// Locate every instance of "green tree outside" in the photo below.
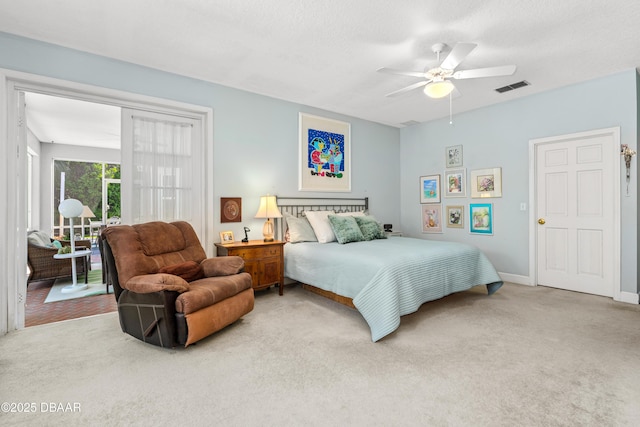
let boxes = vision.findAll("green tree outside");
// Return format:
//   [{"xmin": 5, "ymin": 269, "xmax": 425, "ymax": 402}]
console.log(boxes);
[{"xmin": 53, "ymin": 161, "xmax": 121, "ymax": 236}]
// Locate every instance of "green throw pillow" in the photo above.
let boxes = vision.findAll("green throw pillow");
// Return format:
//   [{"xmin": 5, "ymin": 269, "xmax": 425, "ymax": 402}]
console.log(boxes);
[
  {"xmin": 354, "ymin": 216, "xmax": 387, "ymax": 241},
  {"xmin": 327, "ymin": 215, "xmax": 364, "ymax": 244}
]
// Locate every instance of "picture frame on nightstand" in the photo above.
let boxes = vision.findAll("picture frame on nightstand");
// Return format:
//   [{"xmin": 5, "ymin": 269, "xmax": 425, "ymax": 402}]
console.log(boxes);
[{"xmin": 219, "ymin": 231, "xmax": 234, "ymax": 244}]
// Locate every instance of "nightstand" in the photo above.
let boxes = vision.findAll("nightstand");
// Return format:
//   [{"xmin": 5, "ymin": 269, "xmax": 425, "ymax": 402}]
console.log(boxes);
[
  {"xmin": 215, "ymin": 240, "xmax": 285, "ymax": 295},
  {"xmin": 385, "ymin": 231, "xmax": 403, "ymax": 237}
]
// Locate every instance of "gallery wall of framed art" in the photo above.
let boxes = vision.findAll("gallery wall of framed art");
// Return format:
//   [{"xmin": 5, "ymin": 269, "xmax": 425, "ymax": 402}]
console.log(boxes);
[{"xmin": 418, "ymin": 144, "xmax": 502, "ymax": 236}]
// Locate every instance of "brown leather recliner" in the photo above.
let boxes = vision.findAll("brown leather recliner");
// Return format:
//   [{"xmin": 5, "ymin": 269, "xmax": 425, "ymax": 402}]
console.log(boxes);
[{"xmin": 101, "ymin": 221, "xmax": 254, "ymax": 348}]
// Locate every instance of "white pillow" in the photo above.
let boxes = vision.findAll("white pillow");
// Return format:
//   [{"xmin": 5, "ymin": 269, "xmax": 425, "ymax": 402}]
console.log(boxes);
[
  {"xmin": 334, "ymin": 211, "xmax": 366, "ymax": 217},
  {"xmin": 27, "ymin": 230, "xmax": 53, "ymax": 247},
  {"xmin": 284, "ymin": 213, "xmax": 318, "ymax": 243},
  {"xmin": 304, "ymin": 210, "xmax": 336, "ymax": 243}
]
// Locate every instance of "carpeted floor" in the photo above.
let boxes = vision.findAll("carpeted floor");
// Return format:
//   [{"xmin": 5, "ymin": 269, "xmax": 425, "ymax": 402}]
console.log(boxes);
[{"xmin": 2, "ymin": 283, "xmax": 640, "ymax": 426}]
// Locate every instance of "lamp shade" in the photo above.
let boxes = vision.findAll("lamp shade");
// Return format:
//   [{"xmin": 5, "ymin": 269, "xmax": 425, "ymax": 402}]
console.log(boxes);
[
  {"xmin": 58, "ymin": 198, "xmax": 84, "ymax": 218},
  {"xmin": 81, "ymin": 205, "xmax": 96, "ymax": 218},
  {"xmin": 254, "ymin": 195, "xmax": 282, "ymax": 219},
  {"xmin": 423, "ymin": 80, "xmax": 454, "ymax": 99}
]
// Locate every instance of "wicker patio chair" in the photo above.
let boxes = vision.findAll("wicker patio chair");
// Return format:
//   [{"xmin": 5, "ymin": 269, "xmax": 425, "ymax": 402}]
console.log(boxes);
[{"xmin": 27, "ymin": 233, "xmax": 91, "ymax": 284}]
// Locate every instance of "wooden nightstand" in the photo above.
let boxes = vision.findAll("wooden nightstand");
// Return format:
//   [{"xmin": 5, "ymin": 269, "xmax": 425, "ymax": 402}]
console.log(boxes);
[
  {"xmin": 215, "ymin": 240, "xmax": 285, "ymax": 295},
  {"xmin": 385, "ymin": 231, "xmax": 403, "ymax": 237}
]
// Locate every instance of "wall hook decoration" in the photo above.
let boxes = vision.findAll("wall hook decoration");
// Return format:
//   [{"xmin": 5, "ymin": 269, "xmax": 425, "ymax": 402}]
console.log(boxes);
[{"xmin": 621, "ymin": 144, "xmax": 637, "ymax": 195}]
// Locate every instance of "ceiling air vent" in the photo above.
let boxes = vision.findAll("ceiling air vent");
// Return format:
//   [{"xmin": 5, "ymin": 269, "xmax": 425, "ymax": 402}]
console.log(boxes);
[
  {"xmin": 400, "ymin": 120, "xmax": 421, "ymax": 127},
  {"xmin": 495, "ymin": 80, "xmax": 530, "ymax": 93}
]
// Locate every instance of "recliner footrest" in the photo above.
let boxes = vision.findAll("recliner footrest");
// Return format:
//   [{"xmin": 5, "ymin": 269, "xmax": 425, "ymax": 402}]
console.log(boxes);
[{"xmin": 117, "ymin": 289, "xmax": 179, "ymax": 348}]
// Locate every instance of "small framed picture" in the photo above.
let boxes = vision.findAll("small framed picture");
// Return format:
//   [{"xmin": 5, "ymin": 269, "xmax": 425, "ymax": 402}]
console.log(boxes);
[
  {"xmin": 421, "ymin": 204, "xmax": 442, "ymax": 233},
  {"xmin": 420, "ymin": 174, "xmax": 441, "ymax": 204},
  {"xmin": 444, "ymin": 168, "xmax": 466, "ymax": 197},
  {"xmin": 219, "ymin": 231, "xmax": 235, "ymax": 244},
  {"xmin": 446, "ymin": 145, "xmax": 463, "ymax": 168},
  {"xmin": 469, "ymin": 203, "xmax": 493, "ymax": 235},
  {"xmin": 221, "ymin": 197, "xmax": 242, "ymax": 223},
  {"xmin": 471, "ymin": 167, "xmax": 502, "ymax": 198},
  {"xmin": 446, "ymin": 205, "xmax": 464, "ymax": 228}
]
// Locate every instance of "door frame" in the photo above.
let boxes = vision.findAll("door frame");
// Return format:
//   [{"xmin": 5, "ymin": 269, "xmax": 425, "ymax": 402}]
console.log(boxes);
[
  {"xmin": 103, "ymin": 178, "xmax": 121, "ymax": 223},
  {"xmin": 0, "ymin": 68, "xmax": 214, "ymax": 334},
  {"xmin": 528, "ymin": 127, "xmax": 623, "ymax": 301}
]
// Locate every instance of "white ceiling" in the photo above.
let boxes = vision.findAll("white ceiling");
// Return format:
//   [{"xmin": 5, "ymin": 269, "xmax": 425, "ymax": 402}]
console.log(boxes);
[
  {"xmin": 24, "ymin": 93, "xmax": 121, "ymax": 150},
  {"xmin": 4, "ymin": 0, "xmax": 640, "ymax": 139}
]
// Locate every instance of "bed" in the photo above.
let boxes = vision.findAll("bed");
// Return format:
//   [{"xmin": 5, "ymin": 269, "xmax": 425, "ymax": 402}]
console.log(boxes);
[{"xmin": 276, "ymin": 196, "xmax": 503, "ymax": 342}]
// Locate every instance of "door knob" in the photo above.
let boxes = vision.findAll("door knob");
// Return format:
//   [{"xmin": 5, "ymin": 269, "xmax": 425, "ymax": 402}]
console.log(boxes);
[{"xmin": 538, "ymin": 218, "xmax": 546, "ymax": 225}]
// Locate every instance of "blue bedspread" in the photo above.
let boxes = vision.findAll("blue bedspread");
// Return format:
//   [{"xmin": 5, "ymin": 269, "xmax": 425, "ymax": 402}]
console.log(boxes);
[{"xmin": 284, "ymin": 237, "xmax": 503, "ymax": 341}]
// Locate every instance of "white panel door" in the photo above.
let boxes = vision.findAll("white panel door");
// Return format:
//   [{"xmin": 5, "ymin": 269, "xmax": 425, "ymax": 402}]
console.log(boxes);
[{"xmin": 536, "ymin": 132, "xmax": 615, "ymax": 297}]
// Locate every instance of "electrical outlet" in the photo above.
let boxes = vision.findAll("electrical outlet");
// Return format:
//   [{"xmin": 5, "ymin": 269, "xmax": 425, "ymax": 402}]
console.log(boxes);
[{"xmin": 520, "ymin": 203, "xmax": 527, "ymax": 211}]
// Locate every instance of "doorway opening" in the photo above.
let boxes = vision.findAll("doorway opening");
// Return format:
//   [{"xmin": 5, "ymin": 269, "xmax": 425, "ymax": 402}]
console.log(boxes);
[
  {"xmin": 26, "ymin": 97, "xmax": 122, "ymax": 327},
  {"xmin": 2, "ymin": 71, "xmax": 213, "ymax": 334}
]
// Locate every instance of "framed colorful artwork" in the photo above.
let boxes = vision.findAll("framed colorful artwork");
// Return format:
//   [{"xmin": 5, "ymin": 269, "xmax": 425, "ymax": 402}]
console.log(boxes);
[
  {"xmin": 220, "ymin": 197, "xmax": 242, "ymax": 223},
  {"xmin": 419, "ymin": 174, "xmax": 441, "ymax": 204},
  {"xmin": 422, "ymin": 204, "xmax": 442, "ymax": 233},
  {"xmin": 444, "ymin": 168, "xmax": 466, "ymax": 197},
  {"xmin": 446, "ymin": 205, "xmax": 464, "ymax": 228},
  {"xmin": 219, "ymin": 231, "xmax": 235, "ymax": 244},
  {"xmin": 299, "ymin": 113, "xmax": 351, "ymax": 192},
  {"xmin": 446, "ymin": 145, "xmax": 463, "ymax": 168},
  {"xmin": 470, "ymin": 167, "xmax": 502, "ymax": 198},
  {"xmin": 469, "ymin": 203, "xmax": 493, "ymax": 235}
]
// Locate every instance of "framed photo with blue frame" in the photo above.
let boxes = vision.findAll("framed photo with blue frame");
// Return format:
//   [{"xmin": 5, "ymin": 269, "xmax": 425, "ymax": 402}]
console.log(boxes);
[
  {"xmin": 419, "ymin": 174, "xmax": 441, "ymax": 203},
  {"xmin": 469, "ymin": 203, "xmax": 493, "ymax": 235}
]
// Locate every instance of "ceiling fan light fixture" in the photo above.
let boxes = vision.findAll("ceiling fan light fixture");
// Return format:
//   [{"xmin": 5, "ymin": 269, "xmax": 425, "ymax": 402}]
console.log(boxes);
[{"xmin": 423, "ymin": 80, "xmax": 454, "ymax": 98}]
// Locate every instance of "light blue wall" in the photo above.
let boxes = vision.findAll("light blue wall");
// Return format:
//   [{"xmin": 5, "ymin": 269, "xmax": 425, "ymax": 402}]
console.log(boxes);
[
  {"xmin": 401, "ymin": 70, "xmax": 638, "ymax": 293},
  {"xmin": 0, "ymin": 32, "xmax": 401, "ymax": 241},
  {"xmin": 2, "ymin": 32, "xmax": 636, "ymax": 293}
]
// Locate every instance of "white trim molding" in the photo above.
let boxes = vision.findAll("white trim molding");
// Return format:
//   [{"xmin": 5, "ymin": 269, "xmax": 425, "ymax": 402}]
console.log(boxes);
[
  {"xmin": 618, "ymin": 291, "xmax": 639, "ymax": 305},
  {"xmin": 498, "ymin": 272, "xmax": 531, "ymax": 286}
]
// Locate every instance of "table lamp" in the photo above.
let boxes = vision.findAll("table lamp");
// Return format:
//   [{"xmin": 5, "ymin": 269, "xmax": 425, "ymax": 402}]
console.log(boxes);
[
  {"xmin": 254, "ymin": 195, "xmax": 282, "ymax": 242},
  {"xmin": 80, "ymin": 205, "xmax": 96, "ymax": 238}
]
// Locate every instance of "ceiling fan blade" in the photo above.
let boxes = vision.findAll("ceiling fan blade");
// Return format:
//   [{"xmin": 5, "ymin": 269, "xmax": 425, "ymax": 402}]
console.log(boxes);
[
  {"xmin": 385, "ymin": 80, "xmax": 430, "ymax": 97},
  {"xmin": 377, "ymin": 67, "xmax": 426, "ymax": 78},
  {"xmin": 453, "ymin": 65, "xmax": 517, "ymax": 79},
  {"xmin": 440, "ymin": 43, "xmax": 477, "ymax": 70}
]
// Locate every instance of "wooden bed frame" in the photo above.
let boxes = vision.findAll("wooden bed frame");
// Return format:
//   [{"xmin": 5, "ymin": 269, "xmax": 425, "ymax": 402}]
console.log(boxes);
[{"xmin": 276, "ymin": 196, "xmax": 368, "ymax": 309}]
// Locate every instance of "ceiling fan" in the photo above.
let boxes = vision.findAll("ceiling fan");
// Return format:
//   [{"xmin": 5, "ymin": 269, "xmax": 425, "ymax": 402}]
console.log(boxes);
[{"xmin": 378, "ymin": 42, "xmax": 516, "ymax": 99}]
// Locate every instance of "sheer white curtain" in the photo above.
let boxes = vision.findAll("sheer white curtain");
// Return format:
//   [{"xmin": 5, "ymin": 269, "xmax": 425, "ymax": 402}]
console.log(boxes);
[
  {"xmin": 121, "ymin": 109, "xmax": 202, "ymax": 235},
  {"xmin": 132, "ymin": 117, "xmax": 193, "ymax": 223}
]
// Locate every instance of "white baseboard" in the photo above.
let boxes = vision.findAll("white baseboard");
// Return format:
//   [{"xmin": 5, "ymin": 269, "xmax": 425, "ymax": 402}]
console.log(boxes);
[
  {"xmin": 498, "ymin": 272, "xmax": 530, "ymax": 286},
  {"xmin": 498, "ymin": 272, "xmax": 639, "ymax": 305},
  {"xmin": 616, "ymin": 291, "xmax": 639, "ymax": 304}
]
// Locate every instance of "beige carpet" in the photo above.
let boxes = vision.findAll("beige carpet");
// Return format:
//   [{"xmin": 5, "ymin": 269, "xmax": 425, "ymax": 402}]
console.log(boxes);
[{"xmin": 1, "ymin": 283, "xmax": 639, "ymax": 426}]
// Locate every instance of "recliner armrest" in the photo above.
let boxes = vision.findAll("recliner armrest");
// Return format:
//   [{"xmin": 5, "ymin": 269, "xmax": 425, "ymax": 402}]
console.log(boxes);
[
  {"xmin": 201, "ymin": 256, "xmax": 245, "ymax": 277},
  {"xmin": 125, "ymin": 273, "xmax": 190, "ymax": 294}
]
